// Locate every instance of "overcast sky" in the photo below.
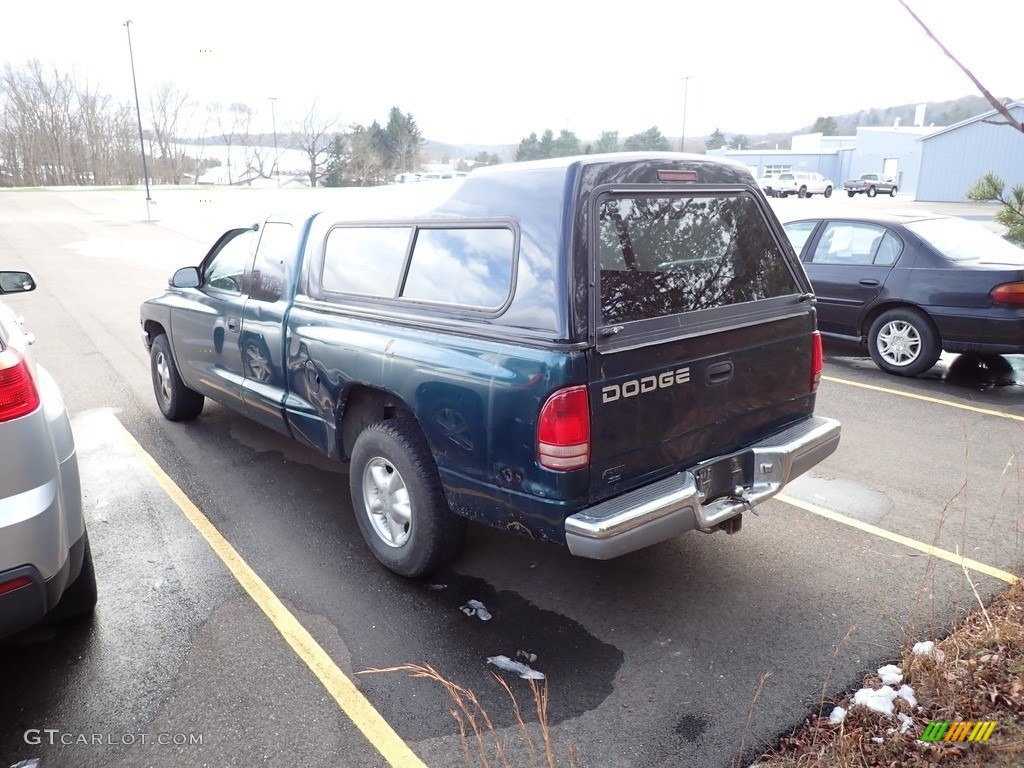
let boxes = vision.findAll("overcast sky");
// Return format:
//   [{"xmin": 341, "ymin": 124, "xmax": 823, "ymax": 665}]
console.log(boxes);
[{"xmin": 2, "ymin": 0, "xmax": 1019, "ymax": 147}]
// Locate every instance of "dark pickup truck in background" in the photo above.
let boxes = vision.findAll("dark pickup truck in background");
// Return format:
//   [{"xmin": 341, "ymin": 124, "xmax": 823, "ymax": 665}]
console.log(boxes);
[{"xmin": 141, "ymin": 154, "xmax": 840, "ymax": 576}]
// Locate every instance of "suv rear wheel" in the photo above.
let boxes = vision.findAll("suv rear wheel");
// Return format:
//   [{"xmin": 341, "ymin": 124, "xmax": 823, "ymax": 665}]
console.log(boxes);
[
  {"xmin": 46, "ymin": 531, "xmax": 97, "ymax": 623},
  {"xmin": 889, "ymin": 186, "xmax": 898, "ymax": 197},
  {"xmin": 868, "ymin": 308, "xmax": 941, "ymax": 377},
  {"xmin": 350, "ymin": 415, "xmax": 465, "ymax": 576}
]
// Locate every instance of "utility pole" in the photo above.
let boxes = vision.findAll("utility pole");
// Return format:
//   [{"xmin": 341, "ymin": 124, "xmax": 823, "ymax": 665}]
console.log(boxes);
[
  {"xmin": 124, "ymin": 20, "xmax": 152, "ymax": 221},
  {"xmin": 680, "ymin": 75, "xmax": 692, "ymax": 153},
  {"xmin": 268, "ymin": 97, "xmax": 279, "ymax": 183}
]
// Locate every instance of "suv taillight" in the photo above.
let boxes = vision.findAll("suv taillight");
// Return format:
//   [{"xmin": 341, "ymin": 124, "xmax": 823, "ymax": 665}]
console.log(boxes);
[
  {"xmin": 537, "ymin": 385, "xmax": 590, "ymax": 470},
  {"xmin": 811, "ymin": 331, "xmax": 823, "ymax": 393},
  {"xmin": 0, "ymin": 348, "xmax": 40, "ymax": 422}
]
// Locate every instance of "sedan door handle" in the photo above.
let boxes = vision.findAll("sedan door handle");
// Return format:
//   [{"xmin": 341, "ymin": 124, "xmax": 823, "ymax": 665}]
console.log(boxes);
[
  {"xmin": 227, "ymin": 317, "xmax": 240, "ymax": 333},
  {"xmin": 858, "ymin": 278, "xmax": 880, "ymax": 287}
]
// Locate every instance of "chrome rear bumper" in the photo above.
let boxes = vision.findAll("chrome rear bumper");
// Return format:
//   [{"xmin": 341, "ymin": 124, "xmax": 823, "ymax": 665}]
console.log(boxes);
[{"xmin": 564, "ymin": 415, "xmax": 841, "ymax": 559}]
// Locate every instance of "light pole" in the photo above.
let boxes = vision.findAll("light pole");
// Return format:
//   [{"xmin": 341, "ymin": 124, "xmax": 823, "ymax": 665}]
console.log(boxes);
[
  {"xmin": 124, "ymin": 20, "xmax": 152, "ymax": 220},
  {"xmin": 268, "ymin": 97, "xmax": 279, "ymax": 183},
  {"xmin": 680, "ymin": 75, "xmax": 692, "ymax": 153}
]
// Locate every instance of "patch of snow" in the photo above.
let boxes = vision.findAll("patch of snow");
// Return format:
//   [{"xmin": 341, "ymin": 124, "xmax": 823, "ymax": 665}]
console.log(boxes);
[
  {"xmin": 425, "ymin": 583, "xmax": 447, "ymax": 591},
  {"xmin": 460, "ymin": 599, "xmax": 491, "ymax": 621},
  {"xmin": 828, "ymin": 706, "xmax": 847, "ymax": 724},
  {"xmin": 877, "ymin": 664, "xmax": 903, "ymax": 685},
  {"xmin": 852, "ymin": 685, "xmax": 898, "ymax": 716},
  {"xmin": 487, "ymin": 655, "xmax": 545, "ymax": 680},
  {"xmin": 897, "ymin": 713, "xmax": 914, "ymax": 734},
  {"xmin": 898, "ymin": 684, "xmax": 917, "ymax": 708},
  {"xmin": 912, "ymin": 641, "xmax": 946, "ymax": 661},
  {"xmin": 517, "ymin": 650, "xmax": 537, "ymax": 663}
]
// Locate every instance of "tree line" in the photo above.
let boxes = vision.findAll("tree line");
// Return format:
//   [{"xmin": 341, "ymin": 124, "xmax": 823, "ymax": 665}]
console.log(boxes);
[
  {"xmin": 514, "ymin": 126, "xmax": 671, "ymax": 160},
  {"xmin": 0, "ymin": 60, "xmax": 429, "ymax": 188}
]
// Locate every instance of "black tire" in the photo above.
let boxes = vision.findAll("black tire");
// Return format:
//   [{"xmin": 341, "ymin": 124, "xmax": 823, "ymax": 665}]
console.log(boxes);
[
  {"xmin": 798, "ymin": 186, "xmax": 808, "ymax": 198},
  {"xmin": 823, "ymin": 186, "xmax": 833, "ymax": 198},
  {"xmin": 349, "ymin": 415, "xmax": 466, "ymax": 577},
  {"xmin": 867, "ymin": 186, "xmax": 877, "ymax": 198},
  {"xmin": 150, "ymin": 334, "xmax": 204, "ymax": 421},
  {"xmin": 847, "ymin": 190, "xmax": 855, "ymax": 198},
  {"xmin": 889, "ymin": 186, "xmax": 898, "ymax": 197},
  {"xmin": 867, "ymin": 308, "xmax": 941, "ymax": 377},
  {"xmin": 47, "ymin": 531, "xmax": 97, "ymax": 623}
]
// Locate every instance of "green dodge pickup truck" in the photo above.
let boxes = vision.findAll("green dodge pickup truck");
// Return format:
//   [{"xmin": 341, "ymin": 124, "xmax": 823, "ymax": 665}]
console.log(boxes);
[{"xmin": 141, "ymin": 153, "xmax": 841, "ymax": 576}]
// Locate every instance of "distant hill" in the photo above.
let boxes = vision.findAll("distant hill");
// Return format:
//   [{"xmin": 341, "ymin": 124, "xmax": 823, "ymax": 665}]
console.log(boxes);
[{"xmin": 796, "ymin": 94, "xmax": 1000, "ymax": 135}]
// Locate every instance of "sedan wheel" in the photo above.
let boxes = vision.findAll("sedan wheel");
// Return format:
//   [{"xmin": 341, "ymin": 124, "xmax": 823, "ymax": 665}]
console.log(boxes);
[{"xmin": 868, "ymin": 308, "xmax": 941, "ymax": 377}]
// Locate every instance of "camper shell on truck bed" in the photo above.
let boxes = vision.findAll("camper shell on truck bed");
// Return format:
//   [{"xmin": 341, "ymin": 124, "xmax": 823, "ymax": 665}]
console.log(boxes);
[{"xmin": 141, "ymin": 153, "xmax": 841, "ymax": 576}]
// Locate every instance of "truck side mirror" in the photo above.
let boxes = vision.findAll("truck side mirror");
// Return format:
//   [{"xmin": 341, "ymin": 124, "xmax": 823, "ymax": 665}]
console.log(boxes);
[
  {"xmin": 0, "ymin": 270, "xmax": 36, "ymax": 294},
  {"xmin": 170, "ymin": 267, "xmax": 201, "ymax": 288}
]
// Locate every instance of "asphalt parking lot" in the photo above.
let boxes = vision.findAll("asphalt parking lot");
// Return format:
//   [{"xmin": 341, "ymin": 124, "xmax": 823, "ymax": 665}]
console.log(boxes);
[{"xmin": 1, "ymin": 186, "xmax": 1020, "ymax": 768}]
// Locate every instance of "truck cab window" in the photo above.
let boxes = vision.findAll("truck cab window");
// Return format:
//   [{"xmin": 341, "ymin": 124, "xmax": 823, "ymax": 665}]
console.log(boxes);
[{"xmin": 203, "ymin": 229, "xmax": 256, "ymax": 294}]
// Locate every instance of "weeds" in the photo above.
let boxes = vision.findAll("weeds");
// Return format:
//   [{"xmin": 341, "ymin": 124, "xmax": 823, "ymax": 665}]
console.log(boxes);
[{"xmin": 359, "ymin": 662, "xmax": 577, "ymax": 768}]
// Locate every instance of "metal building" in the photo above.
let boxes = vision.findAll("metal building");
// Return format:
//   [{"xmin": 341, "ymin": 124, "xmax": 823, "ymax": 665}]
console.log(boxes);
[
  {"xmin": 706, "ymin": 100, "xmax": 1023, "ymax": 202},
  {"xmin": 915, "ymin": 101, "xmax": 1024, "ymax": 202}
]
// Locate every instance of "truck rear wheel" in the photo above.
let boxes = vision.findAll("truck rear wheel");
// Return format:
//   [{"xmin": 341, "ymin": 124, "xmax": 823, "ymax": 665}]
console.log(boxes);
[
  {"xmin": 350, "ymin": 415, "xmax": 465, "ymax": 577},
  {"xmin": 847, "ymin": 190, "xmax": 855, "ymax": 197}
]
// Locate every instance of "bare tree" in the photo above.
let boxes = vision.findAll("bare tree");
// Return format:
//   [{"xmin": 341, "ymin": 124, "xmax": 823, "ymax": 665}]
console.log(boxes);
[
  {"xmin": 291, "ymin": 103, "xmax": 336, "ymax": 187},
  {"xmin": 897, "ymin": 0, "xmax": 1023, "ymax": 133},
  {"xmin": 149, "ymin": 82, "xmax": 197, "ymax": 183},
  {"xmin": 209, "ymin": 101, "xmax": 252, "ymax": 184}
]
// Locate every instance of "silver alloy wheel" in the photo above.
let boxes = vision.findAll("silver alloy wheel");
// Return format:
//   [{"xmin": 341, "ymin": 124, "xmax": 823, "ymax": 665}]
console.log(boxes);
[
  {"xmin": 362, "ymin": 457, "xmax": 412, "ymax": 548},
  {"xmin": 875, "ymin": 319, "xmax": 921, "ymax": 367},
  {"xmin": 155, "ymin": 350, "xmax": 172, "ymax": 404}
]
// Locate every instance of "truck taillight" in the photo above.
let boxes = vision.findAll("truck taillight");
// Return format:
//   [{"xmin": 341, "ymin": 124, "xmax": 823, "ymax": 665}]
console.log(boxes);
[
  {"xmin": 537, "ymin": 385, "xmax": 590, "ymax": 470},
  {"xmin": 811, "ymin": 331, "xmax": 823, "ymax": 393},
  {"xmin": 990, "ymin": 281, "xmax": 1024, "ymax": 305},
  {"xmin": 0, "ymin": 348, "xmax": 40, "ymax": 422}
]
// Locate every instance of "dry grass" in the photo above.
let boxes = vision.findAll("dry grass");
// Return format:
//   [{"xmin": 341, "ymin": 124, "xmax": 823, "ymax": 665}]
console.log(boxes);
[
  {"xmin": 359, "ymin": 663, "xmax": 577, "ymax": 768},
  {"xmin": 751, "ymin": 579, "xmax": 1024, "ymax": 768}
]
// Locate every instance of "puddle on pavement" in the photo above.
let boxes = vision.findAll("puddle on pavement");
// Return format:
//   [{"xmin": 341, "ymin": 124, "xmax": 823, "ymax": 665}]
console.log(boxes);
[
  {"xmin": 356, "ymin": 572, "xmax": 623, "ymax": 739},
  {"xmin": 929, "ymin": 353, "xmax": 1024, "ymax": 392}
]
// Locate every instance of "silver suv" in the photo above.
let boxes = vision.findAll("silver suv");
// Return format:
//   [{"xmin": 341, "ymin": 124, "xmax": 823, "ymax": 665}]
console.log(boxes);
[{"xmin": 0, "ymin": 271, "xmax": 95, "ymax": 638}]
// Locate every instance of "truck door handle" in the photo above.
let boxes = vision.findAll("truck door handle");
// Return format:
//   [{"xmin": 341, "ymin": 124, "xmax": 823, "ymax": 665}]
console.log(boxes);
[
  {"xmin": 859, "ymin": 279, "xmax": 880, "ymax": 287},
  {"xmin": 706, "ymin": 361, "xmax": 734, "ymax": 385},
  {"xmin": 227, "ymin": 317, "xmax": 240, "ymax": 333}
]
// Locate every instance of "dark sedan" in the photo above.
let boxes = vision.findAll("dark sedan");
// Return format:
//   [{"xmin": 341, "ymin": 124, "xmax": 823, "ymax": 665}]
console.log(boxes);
[{"xmin": 782, "ymin": 214, "xmax": 1024, "ymax": 376}]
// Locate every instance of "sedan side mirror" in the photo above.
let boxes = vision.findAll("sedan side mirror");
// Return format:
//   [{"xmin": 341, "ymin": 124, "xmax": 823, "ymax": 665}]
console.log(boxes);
[
  {"xmin": 0, "ymin": 271, "xmax": 36, "ymax": 294},
  {"xmin": 170, "ymin": 267, "xmax": 201, "ymax": 289}
]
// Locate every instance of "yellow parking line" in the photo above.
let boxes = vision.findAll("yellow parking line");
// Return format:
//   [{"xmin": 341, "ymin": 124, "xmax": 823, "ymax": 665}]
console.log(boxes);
[
  {"xmin": 822, "ymin": 375, "xmax": 1024, "ymax": 423},
  {"xmin": 777, "ymin": 493, "xmax": 1019, "ymax": 584},
  {"xmin": 113, "ymin": 418, "xmax": 426, "ymax": 768}
]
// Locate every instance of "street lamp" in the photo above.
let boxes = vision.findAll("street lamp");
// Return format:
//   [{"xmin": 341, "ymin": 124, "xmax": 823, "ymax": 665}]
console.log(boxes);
[
  {"xmin": 268, "ymin": 96, "xmax": 279, "ymax": 183},
  {"xmin": 680, "ymin": 75, "xmax": 692, "ymax": 153},
  {"xmin": 124, "ymin": 20, "xmax": 152, "ymax": 220}
]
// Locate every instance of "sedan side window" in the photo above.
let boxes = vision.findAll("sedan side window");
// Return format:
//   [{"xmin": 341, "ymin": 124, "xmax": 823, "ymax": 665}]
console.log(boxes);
[
  {"xmin": 202, "ymin": 229, "xmax": 256, "ymax": 294},
  {"xmin": 783, "ymin": 221, "xmax": 817, "ymax": 257},
  {"xmin": 811, "ymin": 222, "xmax": 887, "ymax": 265}
]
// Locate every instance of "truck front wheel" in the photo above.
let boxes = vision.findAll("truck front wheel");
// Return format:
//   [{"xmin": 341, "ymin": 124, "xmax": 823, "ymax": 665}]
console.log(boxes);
[{"xmin": 350, "ymin": 416, "xmax": 465, "ymax": 576}]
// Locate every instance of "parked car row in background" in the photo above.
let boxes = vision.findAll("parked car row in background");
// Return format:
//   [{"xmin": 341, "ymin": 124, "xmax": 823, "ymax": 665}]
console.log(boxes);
[{"xmin": 760, "ymin": 172, "xmax": 834, "ymax": 198}]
